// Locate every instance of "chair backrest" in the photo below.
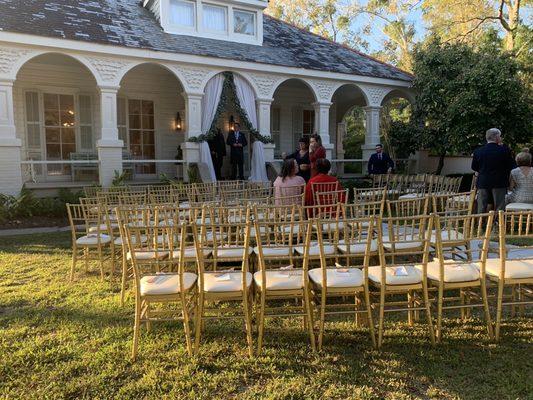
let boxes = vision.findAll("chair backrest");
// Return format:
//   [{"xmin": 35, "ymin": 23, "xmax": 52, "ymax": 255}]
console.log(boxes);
[
  {"xmin": 311, "ymin": 181, "xmax": 342, "ymax": 204},
  {"xmin": 66, "ymin": 202, "xmax": 110, "ymax": 244},
  {"xmin": 353, "ymin": 187, "xmax": 386, "ymax": 203},
  {"xmin": 315, "ymin": 189, "xmax": 349, "ymax": 207},
  {"xmin": 432, "ymin": 191, "xmax": 475, "ymax": 216},
  {"xmin": 498, "ymin": 210, "xmax": 533, "ymax": 264},
  {"xmin": 343, "ymin": 200, "xmax": 385, "ymax": 219},
  {"xmin": 274, "ymin": 184, "xmax": 305, "ymax": 206},
  {"xmin": 387, "ymin": 196, "xmax": 430, "ymax": 218}
]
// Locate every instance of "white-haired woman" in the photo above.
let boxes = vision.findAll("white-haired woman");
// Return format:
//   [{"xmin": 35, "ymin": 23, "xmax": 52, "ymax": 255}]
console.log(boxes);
[{"xmin": 506, "ymin": 149, "xmax": 533, "ymax": 205}]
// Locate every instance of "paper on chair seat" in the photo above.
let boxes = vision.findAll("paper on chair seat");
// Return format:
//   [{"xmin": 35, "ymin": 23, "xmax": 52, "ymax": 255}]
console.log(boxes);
[
  {"xmin": 214, "ymin": 273, "xmax": 232, "ymax": 281},
  {"xmin": 389, "ymin": 266, "xmax": 409, "ymax": 276}
]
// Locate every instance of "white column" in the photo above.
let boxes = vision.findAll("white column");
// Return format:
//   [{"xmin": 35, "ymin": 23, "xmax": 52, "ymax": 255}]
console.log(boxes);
[
  {"xmin": 312, "ymin": 101, "xmax": 333, "ymax": 159},
  {"xmin": 181, "ymin": 92, "xmax": 203, "ymax": 180},
  {"xmin": 256, "ymin": 97, "xmax": 274, "ymax": 161},
  {"xmin": 97, "ymin": 86, "xmax": 123, "ymax": 187},
  {"xmin": 0, "ymin": 80, "xmax": 23, "ymax": 195},
  {"xmin": 361, "ymin": 105, "xmax": 382, "ymax": 173}
]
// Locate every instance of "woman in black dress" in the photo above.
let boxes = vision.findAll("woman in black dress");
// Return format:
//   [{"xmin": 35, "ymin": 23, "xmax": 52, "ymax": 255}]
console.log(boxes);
[{"xmin": 286, "ymin": 137, "xmax": 311, "ymax": 182}]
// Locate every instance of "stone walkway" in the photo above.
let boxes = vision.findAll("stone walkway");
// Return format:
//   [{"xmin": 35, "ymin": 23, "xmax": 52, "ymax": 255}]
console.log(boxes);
[{"xmin": 0, "ymin": 226, "xmax": 70, "ymax": 237}]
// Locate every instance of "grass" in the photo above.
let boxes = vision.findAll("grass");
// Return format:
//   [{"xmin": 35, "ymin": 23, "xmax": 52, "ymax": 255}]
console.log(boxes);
[{"xmin": 0, "ymin": 232, "xmax": 532, "ymax": 400}]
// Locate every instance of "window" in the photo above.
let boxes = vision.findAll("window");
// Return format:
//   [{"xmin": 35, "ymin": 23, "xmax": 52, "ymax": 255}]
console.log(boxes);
[
  {"xmin": 128, "ymin": 99, "xmax": 155, "ymax": 174},
  {"xmin": 271, "ymin": 107, "xmax": 281, "ymax": 157},
  {"xmin": 43, "ymin": 93, "xmax": 76, "ymax": 175},
  {"xmin": 117, "ymin": 98, "xmax": 127, "ymax": 144},
  {"xmin": 303, "ymin": 109, "xmax": 315, "ymax": 136},
  {"xmin": 25, "ymin": 92, "xmax": 40, "ymax": 149},
  {"xmin": 233, "ymin": 9, "xmax": 255, "ymax": 36},
  {"xmin": 169, "ymin": 0, "xmax": 195, "ymax": 27},
  {"xmin": 78, "ymin": 95, "xmax": 93, "ymax": 150},
  {"xmin": 203, "ymin": 4, "xmax": 226, "ymax": 32}
]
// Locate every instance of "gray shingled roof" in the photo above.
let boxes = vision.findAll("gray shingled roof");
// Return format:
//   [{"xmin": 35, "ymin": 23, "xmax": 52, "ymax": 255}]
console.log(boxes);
[{"xmin": 0, "ymin": 0, "xmax": 412, "ymax": 82}]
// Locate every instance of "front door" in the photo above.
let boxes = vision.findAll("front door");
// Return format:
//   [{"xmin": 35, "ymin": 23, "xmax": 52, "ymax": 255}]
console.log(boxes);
[{"xmin": 128, "ymin": 99, "xmax": 156, "ymax": 177}]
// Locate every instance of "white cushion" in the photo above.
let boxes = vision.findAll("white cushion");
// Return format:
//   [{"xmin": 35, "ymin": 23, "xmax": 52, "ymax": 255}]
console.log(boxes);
[
  {"xmin": 172, "ymin": 247, "xmax": 211, "ymax": 259},
  {"xmin": 127, "ymin": 250, "xmax": 169, "ymax": 261},
  {"xmin": 76, "ymin": 234, "xmax": 112, "ymax": 246},
  {"xmin": 398, "ymin": 193, "xmax": 423, "ymax": 200},
  {"xmin": 114, "ymin": 235, "xmax": 147, "ymax": 246},
  {"xmin": 337, "ymin": 239, "xmax": 378, "ymax": 254},
  {"xmin": 421, "ymin": 261, "xmax": 480, "ymax": 283},
  {"xmin": 140, "ymin": 272, "xmax": 197, "ymax": 295},
  {"xmin": 253, "ymin": 269, "xmax": 304, "ymax": 290},
  {"xmin": 308, "ymin": 268, "xmax": 364, "ymax": 288},
  {"xmin": 506, "ymin": 203, "xmax": 533, "ymax": 211},
  {"xmin": 430, "ymin": 229, "xmax": 464, "ymax": 244},
  {"xmin": 321, "ymin": 221, "xmax": 345, "ymax": 231},
  {"xmin": 382, "ymin": 235, "xmax": 423, "ymax": 251},
  {"xmin": 294, "ymin": 242, "xmax": 336, "ymax": 256},
  {"xmin": 368, "ymin": 265, "xmax": 422, "ymax": 285},
  {"xmin": 88, "ymin": 223, "xmax": 117, "ymax": 233},
  {"xmin": 254, "ymin": 246, "xmax": 293, "ymax": 257},
  {"xmin": 484, "ymin": 258, "xmax": 533, "ymax": 279},
  {"xmin": 203, "ymin": 271, "xmax": 253, "ymax": 292},
  {"xmin": 215, "ymin": 246, "xmax": 254, "ymax": 258}
]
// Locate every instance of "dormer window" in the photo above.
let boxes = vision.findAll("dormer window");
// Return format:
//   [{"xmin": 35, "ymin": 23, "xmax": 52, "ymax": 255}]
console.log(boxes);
[
  {"xmin": 150, "ymin": 0, "xmax": 266, "ymax": 45},
  {"xmin": 233, "ymin": 9, "xmax": 255, "ymax": 36},
  {"xmin": 169, "ymin": 0, "xmax": 195, "ymax": 28},
  {"xmin": 203, "ymin": 4, "xmax": 227, "ymax": 33}
]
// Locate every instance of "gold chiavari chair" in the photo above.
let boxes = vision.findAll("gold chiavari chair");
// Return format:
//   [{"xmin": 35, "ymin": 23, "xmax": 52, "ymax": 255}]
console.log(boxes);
[
  {"xmin": 254, "ymin": 218, "xmax": 316, "ymax": 354},
  {"xmin": 372, "ymin": 173, "xmax": 389, "ymax": 189},
  {"xmin": 194, "ymin": 182, "xmax": 218, "ymax": 203},
  {"xmin": 399, "ymin": 174, "xmax": 428, "ymax": 199},
  {"xmin": 311, "ymin": 181, "xmax": 343, "ymax": 205},
  {"xmin": 385, "ymin": 174, "xmax": 405, "ymax": 199},
  {"xmin": 372, "ymin": 215, "xmax": 435, "ymax": 347},
  {"xmin": 273, "ymin": 184, "xmax": 306, "ymax": 206},
  {"xmin": 311, "ymin": 217, "xmax": 376, "ymax": 350},
  {"xmin": 353, "ymin": 187, "xmax": 386, "ymax": 203},
  {"xmin": 387, "ymin": 196, "xmax": 430, "ymax": 219},
  {"xmin": 315, "ymin": 189, "xmax": 349, "ymax": 207},
  {"xmin": 119, "ymin": 192, "xmax": 148, "ymax": 206},
  {"xmin": 489, "ymin": 210, "xmax": 533, "ymax": 340},
  {"xmin": 336, "ymin": 212, "xmax": 379, "ymax": 267},
  {"xmin": 344, "ymin": 200, "xmax": 385, "ymax": 220},
  {"xmin": 430, "ymin": 212, "xmax": 495, "ymax": 342},
  {"xmin": 191, "ymin": 218, "xmax": 254, "ymax": 356},
  {"xmin": 125, "ymin": 220, "xmax": 197, "ymax": 359},
  {"xmin": 67, "ymin": 203, "xmax": 115, "ymax": 281},
  {"xmin": 432, "ymin": 191, "xmax": 475, "ymax": 216}
]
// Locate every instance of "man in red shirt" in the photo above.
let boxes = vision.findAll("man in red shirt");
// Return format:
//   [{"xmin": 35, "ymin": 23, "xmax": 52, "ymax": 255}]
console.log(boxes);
[{"xmin": 305, "ymin": 158, "xmax": 344, "ymax": 206}]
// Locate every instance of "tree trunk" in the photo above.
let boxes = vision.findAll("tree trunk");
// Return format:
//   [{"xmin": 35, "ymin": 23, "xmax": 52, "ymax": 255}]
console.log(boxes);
[{"xmin": 435, "ymin": 153, "xmax": 446, "ymax": 175}]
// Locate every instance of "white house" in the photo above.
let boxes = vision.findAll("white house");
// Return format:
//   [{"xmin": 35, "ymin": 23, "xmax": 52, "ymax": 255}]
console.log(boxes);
[{"xmin": 0, "ymin": 0, "xmax": 414, "ymax": 195}]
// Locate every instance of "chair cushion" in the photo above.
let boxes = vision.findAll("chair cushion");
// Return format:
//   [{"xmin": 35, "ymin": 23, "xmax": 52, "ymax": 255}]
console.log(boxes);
[
  {"xmin": 421, "ymin": 261, "xmax": 480, "ymax": 282},
  {"xmin": 382, "ymin": 235, "xmax": 423, "ymax": 251},
  {"xmin": 253, "ymin": 269, "xmax": 304, "ymax": 290},
  {"xmin": 76, "ymin": 234, "xmax": 112, "ymax": 246},
  {"xmin": 368, "ymin": 265, "xmax": 422, "ymax": 285},
  {"xmin": 308, "ymin": 267, "xmax": 364, "ymax": 288},
  {"xmin": 215, "ymin": 246, "xmax": 254, "ymax": 258},
  {"xmin": 506, "ymin": 203, "xmax": 533, "ymax": 211},
  {"xmin": 114, "ymin": 235, "xmax": 148, "ymax": 246},
  {"xmin": 203, "ymin": 271, "xmax": 253, "ymax": 292},
  {"xmin": 88, "ymin": 223, "xmax": 117, "ymax": 233},
  {"xmin": 337, "ymin": 240, "xmax": 378, "ymax": 254},
  {"xmin": 140, "ymin": 272, "xmax": 197, "ymax": 295},
  {"xmin": 321, "ymin": 221, "xmax": 345, "ymax": 231},
  {"xmin": 126, "ymin": 250, "xmax": 169, "ymax": 261},
  {"xmin": 398, "ymin": 193, "xmax": 423, "ymax": 200},
  {"xmin": 484, "ymin": 258, "xmax": 533, "ymax": 279},
  {"xmin": 294, "ymin": 243, "xmax": 336, "ymax": 256},
  {"xmin": 172, "ymin": 247, "xmax": 211, "ymax": 259},
  {"xmin": 253, "ymin": 246, "xmax": 293, "ymax": 257},
  {"xmin": 430, "ymin": 229, "xmax": 464, "ymax": 244}
]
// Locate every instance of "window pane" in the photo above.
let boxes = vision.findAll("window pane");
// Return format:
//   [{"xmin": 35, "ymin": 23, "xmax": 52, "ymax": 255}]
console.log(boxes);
[
  {"xmin": 46, "ymin": 143, "xmax": 61, "ymax": 159},
  {"xmin": 130, "ymin": 131, "xmax": 141, "ymax": 145},
  {"xmin": 128, "ymin": 99, "xmax": 141, "ymax": 115},
  {"xmin": 170, "ymin": 0, "xmax": 195, "ymax": 27},
  {"xmin": 45, "ymin": 110, "xmax": 59, "ymax": 126},
  {"xmin": 79, "ymin": 95, "xmax": 92, "ymax": 124},
  {"xmin": 62, "ymin": 143, "xmax": 76, "ymax": 160},
  {"xmin": 203, "ymin": 4, "xmax": 226, "ymax": 32},
  {"xmin": 143, "ymin": 131, "xmax": 155, "ymax": 145},
  {"xmin": 117, "ymin": 98, "xmax": 127, "ymax": 125},
  {"xmin": 46, "ymin": 128, "xmax": 60, "ymax": 143},
  {"xmin": 25, "ymin": 92, "xmax": 39, "ymax": 122},
  {"xmin": 60, "ymin": 110, "xmax": 75, "ymax": 127},
  {"xmin": 142, "ymin": 100, "xmax": 154, "ymax": 115},
  {"xmin": 62, "ymin": 128, "xmax": 76, "ymax": 144},
  {"xmin": 59, "ymin": 94, "xmax": 74, "ymax": 112},
  {"xmin": 142, "ymin": 115, "xmax": 154, "ymax": 130},
  {"xmin": 44, "ymin": 94, "xmax": 58, "ymax": 111},
  {"xmin": 80, "ymin": 126, "xmax": 93, "ymax": 149},
  {"xmin": 27, "ymin": 124, "xmax": 40, "ymax": 148},
  {"xmin": 234, "ymin": 10, "xmax": 255, "ymax": 35},
  {"xmin": 129, "ymin": 114, "xmax": 141, "ymax": 130}
]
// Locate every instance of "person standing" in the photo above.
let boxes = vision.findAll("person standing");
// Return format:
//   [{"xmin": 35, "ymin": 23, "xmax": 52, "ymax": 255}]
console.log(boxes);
[
  {"xmin": 471, "ymin": 128, "xmax": 515, "ymax": 213},
  {"xmin": 226, "ymin": 122, "xmax": 248, "ymax": 180},
  {"xmin": 309, "ymin": 133, "xmax": 326, "ymax": 178},
  {"xmin": 367, "ymin": 144, "xmax": 394, "ymax": 175},
  {"xmin": 208, "ymin": 128, "xmax": 226, "ymax": 180},
  {"xmin": 285, "ymin": 137, "xmax": 311, "ymax": 182}
]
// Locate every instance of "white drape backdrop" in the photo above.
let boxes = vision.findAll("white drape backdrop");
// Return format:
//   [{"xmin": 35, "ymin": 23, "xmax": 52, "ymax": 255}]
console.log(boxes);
[
  {"xmin": 199, "ymin": 73, "xmax": 224, "ymax": 182},
  {"xmin": 234, "ymin": 74, "xmax": 268, "ymax": 182}
]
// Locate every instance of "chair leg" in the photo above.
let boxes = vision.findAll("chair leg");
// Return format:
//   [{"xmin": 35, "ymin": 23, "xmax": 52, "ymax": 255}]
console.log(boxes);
[
  {"xmin": 84, "ymin": 248, "xmax": 89, "ymax": 273},
  {"xmin": 145, "ymin": 301, "xmax": 151, "ymax": 332},
  {"xmin": 480, "ymin": 279, "xmax": 494, "ymax": 340},
  {"xmin": 318, "ymin": 291, "xmax": 326, "ymax": 351},
  {"xmin": 182, "ymin": 293, "xmax": 194, "ymax": 356},
  {"xmin": 364, "ymin": 285, "xmax": 376, "ymax": 348},
  {"xmin": 460, "ymin": 289, "xmax": 466, "ymax": 321},
  {"xmin": 242, "ymin": 292, "xmax": 254, "ymax": 357},
  {"xmin": 257, "ymin": 291, "xmax": 266, "ymax": 355},
  {"xmin": 511, "ymin": 285, "xmax": 517, "ymax": 317},
  {"xmin": 495, "ymin": 280, "xmax": 505, "ymax": 341},
  {"xmin": 194, "ymin": 293, "xmax": 205, "ymax": 355},
  {"xmin": 131, "ymin": 296, "xmax": 142, "ymax": 361},
  {"xmin": 70, "ymin": 247, "xmax": 77, "ymax": 282},
  {"xmin": 436, "ymin": 284, "xmax": 444, "ymax": 343},
  {"xmin": 407, "ymin": 290, "xmax": 414, "ymax": 326},
  {"xmin": 120, "ymin": 252, "xmax": 128, "ymax": 307},
  {"xmin": 98, "ymin": 246, "xmax": 104, "ymax": 281},
  {"xmin": 303, "ymin": 287, "xmax": 316, "ymax": 352},
  {"xmin": 377, "ymin": 288, "xmax": 385, "ymax": 348},
  {"xmin": 423, "ymin": 282, "xmax": 435, "ymax": 346}
]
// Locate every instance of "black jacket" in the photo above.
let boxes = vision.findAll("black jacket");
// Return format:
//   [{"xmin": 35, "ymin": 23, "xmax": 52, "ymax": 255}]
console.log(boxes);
[
  {"xmin": 368, "ymin": 152, "xmax": 394, "ymax": 175},
  {"xmin": 208, "ymin": 131, "xmax": 226, "ymax": 158},
  {"xmin": 471, "ymin": 142, "xmax": 514, "ymax": 189},
  {"xmin": 226, "ymin": 130, "xmax": 247, "ymax": 162}
]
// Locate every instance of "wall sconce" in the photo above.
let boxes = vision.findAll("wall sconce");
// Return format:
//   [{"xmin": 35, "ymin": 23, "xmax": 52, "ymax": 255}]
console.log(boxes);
[
  {"xmin": 229, "ymin": 114, "xmax": 235, "ymax": 131},
  {"xmin": 175, "ymin": 112, "xmax": 182, "ymax": 131}
]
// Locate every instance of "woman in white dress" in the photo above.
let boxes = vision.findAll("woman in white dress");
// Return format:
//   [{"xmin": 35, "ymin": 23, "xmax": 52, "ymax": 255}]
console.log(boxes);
[{"xmin": 506, "ymin": 149, "xmax": 533, "ymax": 205}]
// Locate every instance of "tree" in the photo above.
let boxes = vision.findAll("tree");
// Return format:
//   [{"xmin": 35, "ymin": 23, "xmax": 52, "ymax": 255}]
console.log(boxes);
[{"xmin": 410, "ymin": 39, "xmax": 532, "ymax": 174}]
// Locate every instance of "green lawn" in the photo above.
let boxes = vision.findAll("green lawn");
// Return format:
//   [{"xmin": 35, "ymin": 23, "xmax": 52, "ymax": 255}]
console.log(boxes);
[{"xmin": 0, "ymin": 233, "xmax": 531, "ymax": 399}]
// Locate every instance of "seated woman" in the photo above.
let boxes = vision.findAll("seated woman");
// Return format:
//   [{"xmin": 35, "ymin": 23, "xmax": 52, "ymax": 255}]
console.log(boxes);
[
  {"xmin": 506, "ymin": 149, "xmax": 533, "ymax": 205},
  {"xmin": 273, "ymin": 158, "xmax": 306, "ymax": 205},
  {"xmin": 305, "ymin": 158, "xmax": 344, "ymax": 206},
  {"xmin": 285, "ymin": 137, "xmax": 311, "ymax": 182}
]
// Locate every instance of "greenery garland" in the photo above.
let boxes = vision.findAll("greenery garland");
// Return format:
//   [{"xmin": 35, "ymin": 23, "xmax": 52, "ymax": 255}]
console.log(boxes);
[{"xmin": 187, "ymin": 72, "xmax": 273, "ymax": 144}]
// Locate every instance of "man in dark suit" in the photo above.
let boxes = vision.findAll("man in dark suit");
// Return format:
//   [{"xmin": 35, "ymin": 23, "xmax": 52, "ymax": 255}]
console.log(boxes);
[
  {"xmin": 472, "ymin": 128, "xmax": 515, "ymax": 213},
  {"xmin": 208, "ymin": 128, "xmax": 226, "ymax": 180},
  {"xmin": 226, "ymin": 122, "xmax": 247, "ymax": 180},
  {"xmin": 368, "ymin": 144, "xmax": 394, "ymax": 175}
]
